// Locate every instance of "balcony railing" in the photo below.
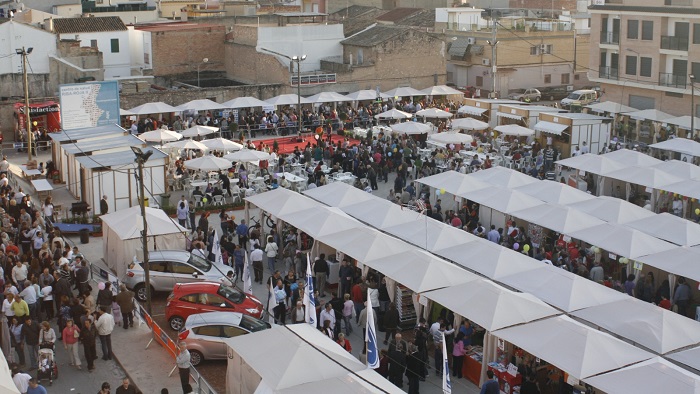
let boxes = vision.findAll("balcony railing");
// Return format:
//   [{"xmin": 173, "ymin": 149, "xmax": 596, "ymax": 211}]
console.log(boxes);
[
  {"xmin": 660, "ymin": 36, "xmax": 689, "ymax": 51},
  {"xmin": 659, "ymin": 73, "xmax": 687, "ymax": 88},
  {"xmin": 599, "ymin": 67, "xmax": 619, "ymax": 80},
  {"xmin": 600, "ymin": 31, "xmax": 619, "ymax": 45}
]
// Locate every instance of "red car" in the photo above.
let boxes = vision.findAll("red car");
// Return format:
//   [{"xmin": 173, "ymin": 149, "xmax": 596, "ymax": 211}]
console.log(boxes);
[{"xmin": 165, "ymin": 282, "xmax": 264, "ymax": 331}]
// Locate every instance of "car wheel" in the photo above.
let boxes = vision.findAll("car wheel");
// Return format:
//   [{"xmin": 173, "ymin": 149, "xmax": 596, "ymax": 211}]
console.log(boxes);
[
  {"xmin": 535, "ymin": 96, "xmax": 541, "ymax": 102},
  {"xmin": 189, "ymin": 350, "xmax": 203, "ymax": 367},
  {"xmin": 134, "ymin": 284, "xmax": 152, "ymax": 303},
  {"xmin": 169, "ymin": 316, "xmax": 185, "ymax": 331},
  {"xmin": 519, "ymin": 97, "xmax": 525, "ymax": 102}
]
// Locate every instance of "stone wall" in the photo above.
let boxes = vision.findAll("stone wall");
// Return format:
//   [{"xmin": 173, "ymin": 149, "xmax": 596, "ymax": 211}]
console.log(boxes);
[{"xmin": 150, "ymin": 25, "xmax": 227, "ymax": 76}]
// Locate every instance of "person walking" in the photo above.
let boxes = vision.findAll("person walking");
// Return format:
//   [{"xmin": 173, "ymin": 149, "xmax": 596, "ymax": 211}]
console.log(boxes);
[
  {"xmin": 452, "ymin": 332, "xmax": 467, "ymax": 379},
  {"xmin": 79, "ymin": 318, "xmax": 97, "ymax": 372},
  {"xmin": 264, "ymin": 236, "xmax": 278, "ymax": 273},
  {"xmin": 115, "ymin": 378, "xmax": 137, "ymax": 394},
  {"xmin": 406, "ymin": 343, "xmax": 422, "ymax": 394},
  {"xmin": 176, "ymin": 342, "xmax": 191, "ymax": 393},
  {"xmin": 26, "ymin": 378, "xmax": 47, "ymax": 394},
  {"xmin": 250, "ymin": 244, "xmax": 264, "ymax": 284},
  {"xmin": 188, "ymin": 203, "xmax": 196, "ymax": 233},
  {"xmin": 314, "ymin": 255, "xmax": 329, "ymax": 298},
  {"xmin": 62, "ymin": 319, "xmax": 81, "ymax": 370},
  {"xmin": 21, "ymin": 317, "xmax": 40, "ymax": 369},
  {"xmin": 97, "ymin": 282, "xmax": 113, "ymax": 313},
  {"xmin": 383, "ymin": 302, "xmax": 400, "ymax": 345},
  {"xmin": 95, "ymin": 309, "xmax": 115, "ymax": 360},
  {"xmin": 115, "ymin": 284, "xmax": 135, "ymax": 329},
  {"xmin": 176, "ymin": 201, "xmax": 188, "ymax": 228}
]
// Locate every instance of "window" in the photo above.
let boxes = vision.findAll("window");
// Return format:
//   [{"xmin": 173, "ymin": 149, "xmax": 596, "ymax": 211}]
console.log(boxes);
[
  {"xmin": 198, "ymin": 293, "xmax": 227, "ymax": 307},
  {"xmin": 110, "ymin": 38, "xmax": 119, "ymax": 53},
  {"xmin": 640, "ymin": 57, "xmax": 652, "ymax": 77},
  {"xmin": 179, "ymin": 293, "xmax": 199, "ymax": 303},
  {"xmin": 627, "ymin": 20, "xmax": 639, "ymax": 39},
  {"xmin": 475, "ymin": 76, "xmax": 483, "ymax": 87},
  {"xmin": 561, "ymin": 73, "xmax": 570, "ymax": 84},
  {"xmin": 90, "ymin": 39, "xmax": 97, "ymax": 48},
  {"xmin": 223, "ymin": 326, "xmax": 247, "ymax": 338},
  {"xmin": 171, "ymin": 262, "xmax": 197, "ymax": 275},
  {"xmin": 546, "ymin": 44, "xmax": 553, "ymax": 54},
  {"xmin": 575, "ymin": 74, "xmax": 581, "ymax": 80},
  {"xmin": 193, "ymin": 325, "xmax": 222, "ymax": 337},
  {"xmin": 148, "ymin": 261, "xmax": 169, "ymax": 272},
  {"xmin": 544, "ymin": 74, "xmax": 551, "ymax": 84},
  {"xmin": 692, "ymin": 62, "xmax": 700, "ymax": 79},
  {"xmin": 144, "ymin": 53, "xmax": 150, "ymax": 65},
  {"xmin": 641, "ymin": 21, "xmax": 653, "ymax": 40},
  {"xmin": 530, "ymin": 46, "xmax": 538, "ymax": 55},
  {"xmin": 357, "ymin": 49, "xmax": 363, "ymax": 65},
  {"xmin": 694, "ymin": 23, "xmax": 700, "ymax": 44},
  {"xmin": 625, "ymin": 55, "xmax": 637, "ymax": 75}
]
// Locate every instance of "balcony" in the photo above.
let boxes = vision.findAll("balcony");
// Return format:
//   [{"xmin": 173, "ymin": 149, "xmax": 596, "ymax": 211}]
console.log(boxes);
[
  {"xmin": 659, "ymin": 73, "xmax": 687, "ymax": 88},
  {"xmin": 599, "ymin": 67, "xmax": 619, "ymax": 80},
  {"xmin": 660, "ymin": 36, "xmax": 689, "ymax": 51},
  {"xmin": 600, "ymin": 32, "xmax": 619, "ymax": 45}
]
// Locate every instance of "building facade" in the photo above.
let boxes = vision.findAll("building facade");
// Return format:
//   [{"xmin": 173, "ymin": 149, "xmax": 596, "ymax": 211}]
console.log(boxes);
[{"xmin": 589, "ymin": 0, "xmax": 700, "ymax": 116}]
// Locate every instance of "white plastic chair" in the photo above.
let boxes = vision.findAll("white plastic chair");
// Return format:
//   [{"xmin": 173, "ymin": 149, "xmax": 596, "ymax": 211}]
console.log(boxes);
[
  {"xmin": 212, "ymin": 195, "xmax": 224, "ymax": 206},
  {"xmin": 193, "ymin": 194, "xmax": 204, "ymax": 207}
]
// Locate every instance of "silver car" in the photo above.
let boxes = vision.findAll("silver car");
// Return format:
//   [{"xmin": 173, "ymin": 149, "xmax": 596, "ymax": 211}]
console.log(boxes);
[
  {"xmin": 507, "ymin": 88, "xmax": 541, "ymax": 102},
  {"xmin": 178, "ymin": 311, "xmax": 270, "ymax": 366},
  {"xmin": 124, "ymin": 250, "xmax": 232, "ymax": 302}
]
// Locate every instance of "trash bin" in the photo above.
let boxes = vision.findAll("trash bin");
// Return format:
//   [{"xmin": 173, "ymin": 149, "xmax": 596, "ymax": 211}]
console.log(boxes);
[{"xmin": 79, "ymin": 228, "xmax": 90, "ymax": 244}]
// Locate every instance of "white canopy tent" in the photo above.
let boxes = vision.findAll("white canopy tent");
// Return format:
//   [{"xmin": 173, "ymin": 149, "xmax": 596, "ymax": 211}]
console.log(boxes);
[
  {"xmin": 603, "ymin": 148, "xmax": 662, "ymax": 167},
  {"xmin": 304, "ymin": 92, "xmax": 350, "ymax": 103},
  {"xmin": 428, "ymin": 132, "xmax": 474, "ymax": 145},
  {"xmin": 183, "ymin": 155, "xmax": 232, "ymax": 172},
  {"xmin": 468, "ymin": 166, "xmax": 539, "ymax": 189},
  {"xmin": 138, "ymin": 129, "xmax": 183, "ymax": 143},
  {"xmin": 412, "ymin": 170, "xmax": 491, "ymax": 194},
  {"xmin": 224, "ymin": 149, "xmax": 271, "ymax": 162},
  {"xmin": 568, "ymin": 223, "xmax": 676, "ymax": 259},
  {"xmin": 221, "ymin": 96, "xmax": 269, "ymax": 109},
  {"xmin": 450, "ymin": 117, "xmax": 489, "ymax": 131},
  {"xmin": 514, "ymin": 180, "xmax": 595, "ymax": 205},
  {"xmin": 649, "ymin": 137, "xmax": 700, "ymax": 157},
  {"xmin": 432, "ymin": 241, "xmax": 537, "ymax": 280},
  {"xmin": 345, "ymin": 89, "xmax": 390, "ymax": 101},
  {"xmin": 624, "ymin": 109, "xmax": 674, "ymax": 122},
  {"xmin": 128, "ymin": 102, "xmax": 178, "ymax": 115},
  {"xmin": 626, "ymin": 212, "xmax": 700, "ymax": 246},
  {"xmin": 571, "ymin": 298, "xmax": 700, "ymax": 354},
  {"xmin": 0, "ymin": 347, "xmax": 19, "ymax": 394},
  {"xmin": 374, "ymin": 108, "xmax": 412, "ymax": 120},
  {"xmin": 556, "ymin": 153, "xmax": 629, "ymax": 175},
  {"xmin": 225, "ymin": 324, "xmax": 403, "ymax": 394},
  {"xmin": 494, "ymin": 124, "xmax": 535, "ymax": 137},
  {"xmin": 120, "ymin": 108, "xmax": 135, "ymax": 116},
  {"xmin": 662, "ymin": 179, "xmax": 700, "ymax": 201},
  {"xmin": 652, "ymin": 159, "xmax": 700, "ymax": 180},
  {"xmin": 493, "ymin": 316, "xmax": 652, "ymax": 379},
  {"xmin": 383, "ymin": 86, "xmax": 424, "ymax": 97},
  {"xmin": 421, "ymin": 280, "xmax": 560, "ymax": 331},
  {"xmin": 665, "ymin": 116, "xmax": 700, "ymax": 133},
  {"xmin": 389, "ymin": 122, "xmax": 431, "ymax": 135},
  {"xmin": 201, "ymin": 138, "xmax": 243, "ymax": 151},
  {"xmin": 637, "ymin": 247, "xmax": 700, "ymax": 284},
  {"xmin": 459, "ymin": 186, "xmax": 545, "ymax": 214},
  {"xmin": 604, "ymin": 165, "xmax": 684, "ymax": 190},
  {"xmin": 265, "ymin": 94, "xmax": 312, "ymax": 106},
  {"xmin": 509, "ymin": 204, "xmax": 606, "ymax": 234},
  {"xmin": 180, "ymin": 125, "xmax": 219, "ymax": 138},
  {"xmin": 415, "ymin": 108, "xmax": 453, "ymax": 118},
  {"xmin": 498, "ymin": 265, "xmax": 628, "ymax": 312},
  {"xmin": 566, "ymin": 196, "xmax": 656, "ymax": 224},
  {"xmin": 420, "ymin": 85, "xmax": 465, "ymax": 96},
  {"xmin": 585, "ymin": 101, "xmax": 637, "ymax": 115},
  {"xmin": 175, "ymin": 99, "xmax": 227, "ymax": 112},
  {"xmin": 101, "ymin": 206, "xmax": 187, "ymax": 278},
  {"xmin": 667, "ymin": 346, "xmax": 700, "ymax": 373},
  {"xmin": 585, "ymin": 358, "xmax": 700, "ymax": 394},
  {"xmin": 457, "ymin": 105, "xmax": 488, "ymax": 116}
]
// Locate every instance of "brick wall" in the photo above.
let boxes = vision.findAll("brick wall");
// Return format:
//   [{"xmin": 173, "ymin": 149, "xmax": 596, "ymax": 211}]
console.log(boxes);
[
  {"xmin": 224, "ymin": 41, "xmax": 290, "ymax": 86},
  {"xmin": 150, "ymin": 25, "xmax": 226, "ymax": 76},
  {"xmin": 508, "ymin": 0, "xmax": 577, "ymax": 11}
]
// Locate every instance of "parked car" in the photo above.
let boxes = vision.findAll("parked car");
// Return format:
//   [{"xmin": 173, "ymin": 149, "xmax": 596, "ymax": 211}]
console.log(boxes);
[
  {"xmin": 561, "ymin": 89, "xmax": 599, "ymax": 108},
  {"xmin": 178, "ymin": 311, "xmax": 270, "ymax": 366},
  {"xmin": 166, "ymin": 282, "xmax": 264, "ymax": 331},
  {"xmin": 539, "ymin": 86, "xmax": 570, "ymax": 101},
  {"xmin": 507, "ymin": 88, "xmax": 541, "ymax": 102},
  {"xmin": 124, "ymin": 250, "xmax": 231, "ymax": 302}
]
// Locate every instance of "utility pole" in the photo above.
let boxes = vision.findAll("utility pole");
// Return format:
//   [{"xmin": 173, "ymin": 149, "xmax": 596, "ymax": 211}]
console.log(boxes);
[
  {"xmin": 487, "ymin": 17, "xmax": 499, "ymax": 98},
  {"xmin": 17, "ymin": 47, "xmax": 33, "ymax": 161},
  {"xmin": 131, "ymin": 146, "xmax": 153, "ymax": 314}
]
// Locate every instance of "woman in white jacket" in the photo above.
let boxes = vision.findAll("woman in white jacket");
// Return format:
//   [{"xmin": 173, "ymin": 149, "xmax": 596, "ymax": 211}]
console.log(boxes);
[{"xmin": 264, "ymin": 236, "xmax": 278, "ymax": 273}]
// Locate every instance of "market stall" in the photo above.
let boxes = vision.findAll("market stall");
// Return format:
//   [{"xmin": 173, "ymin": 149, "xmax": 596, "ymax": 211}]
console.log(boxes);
[{"xmin": 534, "ymin": 112, "xmax": 611, "ymax": 157}]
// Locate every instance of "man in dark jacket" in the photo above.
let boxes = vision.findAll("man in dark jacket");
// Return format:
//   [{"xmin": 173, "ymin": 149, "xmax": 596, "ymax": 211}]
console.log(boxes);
[
  {"xmin": 329, "ymin": 292, "xmax": 344, "ymax": 337},
  {"xmin": 53, "ymin": 271, "xmax": 72, "ymax": 311},
  {"xmin": 21, "ymin": 317, "xmax": 40, "ymax": 367},
  {"xmin": 388, "ymin": 333, "xmax": 407, "ymax": 388},
  {"xmin": 383, "ymin": 302, "xmax": 400, "ymax": 345},
  {"xmin": 406, "ymin": 342, "xmax": 422, "ymax": 394},
  {"xmin": 337, "ymin": 258, "xmax": 354, "ymax": 298},
  {"xmin": 313, "ymin": 254, "xmax": 329, "ymax": 297},
  {"xmin": 115, "ymin": 284, "xmax": 135, "ymax": 329}
]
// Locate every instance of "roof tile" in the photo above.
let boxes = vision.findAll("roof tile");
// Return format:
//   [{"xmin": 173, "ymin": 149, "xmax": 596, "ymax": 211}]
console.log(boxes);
[{"xmin": 53, "ymin": 16, "xmax": 127, "ymax": 34}]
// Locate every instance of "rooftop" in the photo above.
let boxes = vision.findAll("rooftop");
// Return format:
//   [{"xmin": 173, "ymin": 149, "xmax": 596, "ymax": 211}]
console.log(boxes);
[
  {"xmin": 395, "ymin": 8, "xmax": 435, "ymax": 28},
  {"xmin": 341, "ymin": 25, "xmax": 411, "ymax": 47},
  {"xmin": 375, "ymin": 7, "xmax": 422, "ymax": 23},
  {"xmin": 52, "ymin": 16, "xmax": 127, "ymax": 34}
]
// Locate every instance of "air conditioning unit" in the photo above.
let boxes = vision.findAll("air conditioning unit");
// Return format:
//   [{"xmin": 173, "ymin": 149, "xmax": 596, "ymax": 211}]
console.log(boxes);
[
  {"xmin": 540, "ymin": 44, "xmax": 547, "ymax": 53},
  {"xmin": 467, "ymin": 37, "xmax": 476, "ymax": 44},
  {"xmin": 482, "ymin": 58, "xmax": 491, "ymax": 66}
]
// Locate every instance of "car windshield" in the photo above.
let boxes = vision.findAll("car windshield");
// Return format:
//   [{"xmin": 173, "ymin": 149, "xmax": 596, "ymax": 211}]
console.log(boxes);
[
  {"xmin": 217, "ymin": 284, "xmax": 245, "ymax": 304},
  {"xmin": 188, "ymin": 253, "xmax": 212, "ymax": 272},
  {"xmin": 239, "ymin": 315, "xmax": 269, "ymax": 332},
  {"xmin": 566, "ymin": 93, "xmax": 582, "ymax": 100},
  {"xmin": 511, "ymin": 89, "xmax": 526, "ymax": 94}
]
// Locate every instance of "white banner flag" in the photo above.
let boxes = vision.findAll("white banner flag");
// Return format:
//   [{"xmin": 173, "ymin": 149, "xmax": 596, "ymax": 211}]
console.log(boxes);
[
  {"xmin": 303, "ymin": 254, "xmax": 315, "ymax": 326},
  {"xmin": 366, "ymin": 288, "xmax": 379, "ymax": 369},
  {"xmin": 442, "ymin": 331, "xmax": 452, "ymax": 394}
]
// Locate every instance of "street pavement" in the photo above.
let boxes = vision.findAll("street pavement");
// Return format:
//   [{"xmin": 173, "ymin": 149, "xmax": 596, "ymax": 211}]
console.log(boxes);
[{"xmin": 5, "ymin": 143, "xmax": 481, "ymax": 394}]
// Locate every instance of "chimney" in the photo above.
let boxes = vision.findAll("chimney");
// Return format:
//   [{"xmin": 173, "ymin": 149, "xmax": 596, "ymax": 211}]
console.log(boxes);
[{"xmin": 45, "ymin": 16, "xmax": 54, "ymax": 32}]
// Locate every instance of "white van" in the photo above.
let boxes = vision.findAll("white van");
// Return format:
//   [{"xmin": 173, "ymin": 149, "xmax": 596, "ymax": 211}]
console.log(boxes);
[{"xmin": 561, "ymin": 89, "xmax": 598, "ymax": 108}]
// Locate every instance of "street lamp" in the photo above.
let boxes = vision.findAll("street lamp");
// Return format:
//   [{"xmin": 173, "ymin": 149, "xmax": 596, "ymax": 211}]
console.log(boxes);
[
  {"xmin": 16, "ymin": 47, "xmax": 33, "ymax": 161},
  {"xmin": 259, "ymin": 48, "xmax": 306, "ymax": 131},
  {"xmin": 691, "ymin": 74, "xmax": 696, "ymax": 139},
  {"xmin": 131, "ymin": 146, "xmax": 154, "ymax": 314},
  {"xmin": 197, "ymin": 58, "xmax": 209, "ymax": 88}
]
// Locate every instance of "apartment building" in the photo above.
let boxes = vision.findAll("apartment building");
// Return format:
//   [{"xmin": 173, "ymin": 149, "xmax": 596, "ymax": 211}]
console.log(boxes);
[{"xmin": 589, "ymin": 0, "xmax": 700, "ymax": 116}]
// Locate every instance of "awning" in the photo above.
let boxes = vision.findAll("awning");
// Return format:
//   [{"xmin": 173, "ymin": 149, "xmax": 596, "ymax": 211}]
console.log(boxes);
[
  {"xmin": 497, "ymin": 111, "xmax": 523, "ymax": 121},
  {"xmin": 535, "ymin": 121, "xmax": 569, "ymax": 135},
  {"xmin": 457, "ymin": 105, "xmax": 488, "ymax": 116}
]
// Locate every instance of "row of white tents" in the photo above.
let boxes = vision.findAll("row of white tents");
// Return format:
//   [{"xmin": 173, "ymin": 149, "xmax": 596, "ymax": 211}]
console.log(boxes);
[
  {"xmin": 120, "ymin": 85, "xmax": 465, "ymax": 116},
  {"xmin": 244, "ymin": 186, "xmax": 700, "ymax": 393}
]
